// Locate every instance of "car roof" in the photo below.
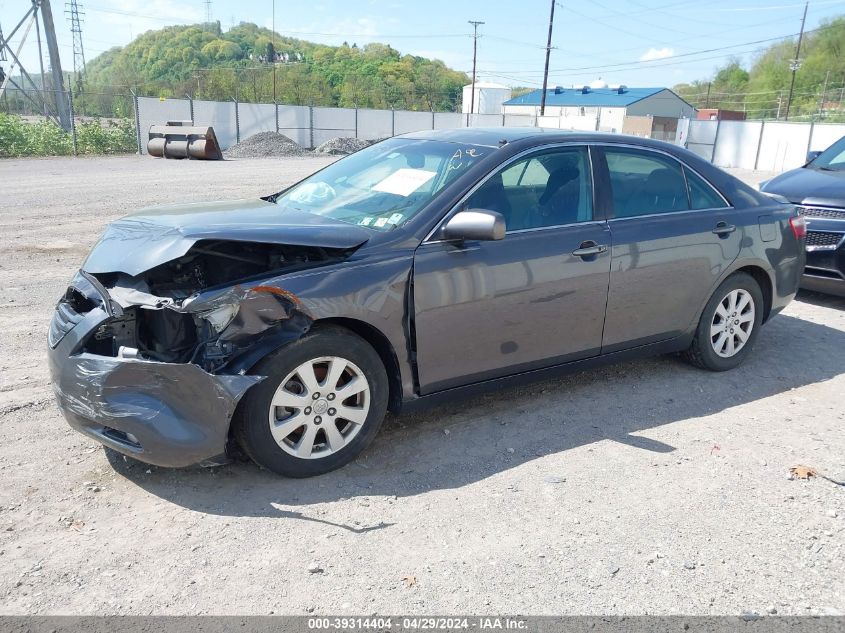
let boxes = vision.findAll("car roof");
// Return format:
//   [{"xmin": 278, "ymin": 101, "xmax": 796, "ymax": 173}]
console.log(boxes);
[{"xmin": 399, "ymin": 127, "xmax": 681, "ymax": 152}]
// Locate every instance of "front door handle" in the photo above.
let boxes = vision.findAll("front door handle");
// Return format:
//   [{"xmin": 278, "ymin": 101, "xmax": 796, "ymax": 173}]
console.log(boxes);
[
  {"xmin": 572, "ymin": 241, "xmax": 608, "ymax": 258},
  {"xmin": 712, "ymin": 221, "xmax": 737, "ymax": 237}
]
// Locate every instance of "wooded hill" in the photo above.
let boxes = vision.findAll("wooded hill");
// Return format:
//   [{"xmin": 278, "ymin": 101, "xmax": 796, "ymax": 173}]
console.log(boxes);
[
  {"xmin": 673, "ymin": 16, "xmax": 845, "ymax": 121},
  {"xmin": 82, "ymin": 22, "xmax": 469, "ymax": 112}
]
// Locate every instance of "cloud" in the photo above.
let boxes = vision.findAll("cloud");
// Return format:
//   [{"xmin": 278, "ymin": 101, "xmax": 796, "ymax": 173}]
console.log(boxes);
[{"xmin": 639, "ymin": 47, "xmax": 675, "ymax": 62}]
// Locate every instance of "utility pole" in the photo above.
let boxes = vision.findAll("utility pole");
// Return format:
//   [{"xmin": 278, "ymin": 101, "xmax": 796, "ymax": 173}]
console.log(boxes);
[
  {"xmin": 272, "ymin": 0, "xmax": 276, "ymax": 103},
  {"xmin": 817, "ymin": 69, "xmax": 830, "ymax": 120},
  {"xmin": 704, "ymin": 82, "xmax": 711, "ymax": 109},
  {"xmin": 468, "ymin": 20, "xmax": 484, "ymax": 120},
  {"xmin": 539, "ymin": 0, "xmax": 556, "ymax": 117},
  {"xmin": 785, "ymin": 0, "xmax": 808, "ymax": 121}
]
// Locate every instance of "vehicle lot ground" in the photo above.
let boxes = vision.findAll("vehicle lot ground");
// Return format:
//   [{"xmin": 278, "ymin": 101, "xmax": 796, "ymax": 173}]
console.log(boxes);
[{"xmin": 1, "ymin": 155, "xmax": 843, "ymax": 615}]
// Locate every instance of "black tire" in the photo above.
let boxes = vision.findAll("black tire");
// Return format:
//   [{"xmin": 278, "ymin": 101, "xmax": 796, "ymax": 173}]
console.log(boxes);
[
  {"xmin": 683, "ymin": 271, "xmax": 764, "ymax": 371},
  {"xmin": 233, "ymin": 326, "xmax": 389, "ymax": 477}
]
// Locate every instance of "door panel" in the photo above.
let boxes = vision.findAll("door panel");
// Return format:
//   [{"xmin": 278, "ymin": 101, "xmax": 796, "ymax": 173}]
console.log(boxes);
[
  {"xmin": 413, "ymin": 223, "xmax": 612, "ymax": 393},
  {"xmin": 602, "ymin": 211, "xmax": 742, "ymax": 351},
  {"xmin": 598, "ymin": 147, "xmax": 742, "ymax": 351}
]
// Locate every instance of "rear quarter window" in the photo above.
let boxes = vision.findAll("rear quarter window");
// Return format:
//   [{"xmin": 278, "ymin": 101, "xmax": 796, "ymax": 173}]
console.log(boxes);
[{"xmin": 685, "ymin": 167, "xmax": 730, "ymax": 210}]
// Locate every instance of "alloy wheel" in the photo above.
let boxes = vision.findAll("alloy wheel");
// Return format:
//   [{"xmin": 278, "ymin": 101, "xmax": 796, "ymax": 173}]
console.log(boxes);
[
  {"xmin": 267, "ymin": 356, "xmax": 370, "ymax": 459},
  {"xmin": 709, "ymin": 289, "xmax": 755, "ymax": 358}
]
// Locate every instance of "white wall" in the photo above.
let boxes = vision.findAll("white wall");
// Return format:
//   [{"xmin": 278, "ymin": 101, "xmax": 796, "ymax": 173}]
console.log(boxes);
[
  {"xmin": 193, "ymin": 100, "xmax": 237, "ymax": 149},
  {"xmin": 712, "ymin": 120, "xmax": 763, "ymax": 169},
  {"xmin": 809, "ymin": 123, "xmax": 845, "ymax": 152},
  {"xmin": 599, "ymin": 107, "xmax": 625, "ymax": 133},
  {"xmin": 686, "ymin": 119, "xmax": 845, "ymax": 171},
  {"xmin": 139, "ymin": 97, "xmax": 843, "ymax": 171},
  {"xmin": 755, "ymin": 122, "xmax": 812, "ymax": 172}
]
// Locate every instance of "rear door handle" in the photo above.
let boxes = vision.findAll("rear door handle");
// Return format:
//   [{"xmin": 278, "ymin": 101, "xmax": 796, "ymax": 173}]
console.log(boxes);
[
  {"xmin": 712, "ymin": 221, "xmax": 737, "ymax": 237},
  {"xmin": 572, "ymin": 242, "xmax": 608, "ymax": 258}
]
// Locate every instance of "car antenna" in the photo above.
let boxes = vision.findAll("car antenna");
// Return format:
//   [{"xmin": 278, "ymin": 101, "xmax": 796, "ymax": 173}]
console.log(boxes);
[{"xmin": 498, "ymin": 139, "xmax": 509, "ymax": 147}]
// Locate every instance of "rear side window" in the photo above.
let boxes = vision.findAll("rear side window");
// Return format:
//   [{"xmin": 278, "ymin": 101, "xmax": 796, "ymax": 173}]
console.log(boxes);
[
  {"xmin": 685, "ymin": 167, "xmax": 729, "ymax": 209},
  {"xmin": 605, "ymin": 149, "xmax": 689, "ymax": 217}
]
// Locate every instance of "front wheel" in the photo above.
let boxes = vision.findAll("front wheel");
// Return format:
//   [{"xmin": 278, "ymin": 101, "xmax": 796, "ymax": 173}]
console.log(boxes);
[
  {"xmin": 683, "ymin": 272, "xmax": 764, "ymax": 371},
  {"xmin": 233, "ymin": 326, "xmax": 389, "ymax": 477}
]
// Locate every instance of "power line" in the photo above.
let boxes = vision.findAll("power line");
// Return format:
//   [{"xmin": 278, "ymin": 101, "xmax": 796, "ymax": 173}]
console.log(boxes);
[{"xmin": 481, "ymin": 20, "xmax": 840, "ymax": 80}]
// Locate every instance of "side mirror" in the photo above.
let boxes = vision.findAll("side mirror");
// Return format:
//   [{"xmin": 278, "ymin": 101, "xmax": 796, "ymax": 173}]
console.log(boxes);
[
  {"xmin": 806, "ymin": 150, "xmax": 822, "ymax": 164},
  {"xmin": 441, "ymin": 209, "xmax": 506, "ymax": 242}
]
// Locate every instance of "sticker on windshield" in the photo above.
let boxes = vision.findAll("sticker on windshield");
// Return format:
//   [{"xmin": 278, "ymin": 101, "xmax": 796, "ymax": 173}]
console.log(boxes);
[
  {"xmin": 387, "ymin": 213, "xmax": 404, "ymax": 224},
  {"xmin": 374, "ymin": 217, "xmax": 389, "ymax": 228},
  {"xmin": 372, "ymin": 168, "xmax": 436, "ymax": 197},
  {"xmin": 360, "ymin": 217, "xmax": 374, "ymax": 226}
]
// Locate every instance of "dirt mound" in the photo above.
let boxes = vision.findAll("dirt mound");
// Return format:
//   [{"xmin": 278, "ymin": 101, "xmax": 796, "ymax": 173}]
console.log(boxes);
[
  {"xmin": 314, "ymin": 137, "xmax": 373, "ymax": 155},
  {"xmin": 225, "ymin": 132, "xmax": 306, "ymax": 158}
]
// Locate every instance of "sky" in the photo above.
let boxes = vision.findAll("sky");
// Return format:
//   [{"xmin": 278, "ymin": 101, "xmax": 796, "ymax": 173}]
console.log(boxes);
[{"xmin": 3, "ymin": 0, "xmax": 845, "ymax": 92}]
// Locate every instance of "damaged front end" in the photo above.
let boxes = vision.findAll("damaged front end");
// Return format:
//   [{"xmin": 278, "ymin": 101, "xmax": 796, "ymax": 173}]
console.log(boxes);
[
  {"xmin": 48, "ymin": 226, "xmax": 365, "ymax": 467},
  {"xmin": 84, "ymin": 239, "xmax": 346, "ymax": 372}
]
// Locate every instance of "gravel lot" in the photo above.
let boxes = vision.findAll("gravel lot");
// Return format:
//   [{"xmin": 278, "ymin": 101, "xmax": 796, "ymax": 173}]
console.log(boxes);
[{"xmin": 0, "ymin": 155, "xmax": 843, "ymax": 616}]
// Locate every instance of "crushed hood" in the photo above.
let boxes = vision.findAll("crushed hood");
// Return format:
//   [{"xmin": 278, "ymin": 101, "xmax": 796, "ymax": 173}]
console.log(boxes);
[
  {"xmin": 82, "ymin": 199, "xmax": 371, "ymax": 276},
  {"xmin": 762, "ymin": 166, "xmax": 845, "ymax": 207}
]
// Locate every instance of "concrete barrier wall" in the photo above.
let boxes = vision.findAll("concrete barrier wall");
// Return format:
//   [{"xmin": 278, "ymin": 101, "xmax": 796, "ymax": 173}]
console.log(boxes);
[
  {"xmin": 136, "ymin": 97, "xmax": 845, "ymax": 169},
  {"xmin": 238, "ymin": 103, "xmax": 277, "ymax": 141},
  {"xmin": 809, "ymin": 123, "xmax": 845, "ymax": 152},
  {"xmin": 712, "ymin": 120, "xmax": 763, "ymax": 169},
  {"xmin": 434, "ymin": 113, "xmax": 464, "ymax": 129},
  {"xmin": 394, "ymin": 110, "xmax": 434, "ymax": 135},
  {"xmin": 193, "ymin": 100, "xmax": 237, "ymax": 149},
  {"xmin": 755, "ymin": 122, "xmax": 812, "ymax": 172},
  {"xmin": 357, "ymin": 109, "xmax": 394, "ymax": 140},
  {"xmin": 689, "ymin": 119, "xmax": 845, "ymax": 171}
]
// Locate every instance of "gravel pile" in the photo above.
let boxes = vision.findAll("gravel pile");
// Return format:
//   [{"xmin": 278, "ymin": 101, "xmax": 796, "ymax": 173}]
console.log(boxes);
[
  {"xmin": 314, "ymin": 137, "xmax": 373, "ymax": 155},
  {"xmin": 225, "ymin": 132, "xmax": 306, "ymax": 158}
]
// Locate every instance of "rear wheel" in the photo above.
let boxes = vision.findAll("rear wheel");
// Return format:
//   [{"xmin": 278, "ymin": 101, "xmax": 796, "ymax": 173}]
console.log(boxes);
[
  {"xmin": 234, "ymin": 327, "xmax": 389, "ymax": 477},
  {"xmin": 684, "ymin": 272, "xmax": 764, "ymax": 371}
]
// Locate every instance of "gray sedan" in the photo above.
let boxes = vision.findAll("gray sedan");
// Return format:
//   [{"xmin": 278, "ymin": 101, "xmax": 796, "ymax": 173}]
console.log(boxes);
[{"xmin": 48, "ymin": 129, "xmax": 806, "ymax": 477}]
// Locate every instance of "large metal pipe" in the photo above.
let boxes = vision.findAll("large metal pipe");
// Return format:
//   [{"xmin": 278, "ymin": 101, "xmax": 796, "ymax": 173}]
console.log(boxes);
[{"xmin": 147, "ymin": 122, "xmax": 223, "ymax": 160}]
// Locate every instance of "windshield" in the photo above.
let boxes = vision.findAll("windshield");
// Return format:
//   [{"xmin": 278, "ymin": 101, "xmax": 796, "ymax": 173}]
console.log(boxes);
[
  {"xmin": 274, "ymin": 138, "xmax": 489, "ymax": 230},
  {"xmin": 809, "ymin": 136, "xmax": 845, "ymax": 170}
]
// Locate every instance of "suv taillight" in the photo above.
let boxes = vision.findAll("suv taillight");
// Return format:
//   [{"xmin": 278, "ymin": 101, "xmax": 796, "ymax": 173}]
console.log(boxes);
[{"xmin": 789, "ymin": 215, "xmax": 807, "ymax": 239}]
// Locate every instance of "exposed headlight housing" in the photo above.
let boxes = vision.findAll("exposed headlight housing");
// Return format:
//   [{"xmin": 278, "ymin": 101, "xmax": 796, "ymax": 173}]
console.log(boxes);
[{"xmin": 198, "ymin": 304, "xmax": 239, "ymax": 333}]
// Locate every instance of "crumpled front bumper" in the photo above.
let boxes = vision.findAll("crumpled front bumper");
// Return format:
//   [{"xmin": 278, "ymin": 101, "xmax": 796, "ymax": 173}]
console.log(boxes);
[{"xmin": 48, "ymin": 301, "xmax": 263, "ymax": 468}]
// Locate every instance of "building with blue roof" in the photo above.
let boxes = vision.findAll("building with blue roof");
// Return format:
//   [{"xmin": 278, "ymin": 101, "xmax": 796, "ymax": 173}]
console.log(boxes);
[{"xmin": 502, "ymin": 84, "xmax": 696, "ymax": 138}]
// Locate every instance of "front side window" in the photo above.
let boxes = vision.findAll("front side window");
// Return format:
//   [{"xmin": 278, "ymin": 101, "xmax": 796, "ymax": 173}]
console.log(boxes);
[
  {"xmin": 465, "ymin": 147, "xmax": 593, "ymax": 232},
  {"xmin": 605, "ymin": 148, "xmax": 690, "ymax": 218},
  {"xmin": 274, "ymin": 138, "xmax": 489, "ymax": 231}
]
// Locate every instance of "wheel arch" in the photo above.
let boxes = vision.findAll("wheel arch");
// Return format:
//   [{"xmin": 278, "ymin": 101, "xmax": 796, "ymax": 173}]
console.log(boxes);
[
  {"xmin": 312, "ymin": 317, "xmax": 404, "ymax": 414},
  {"xmin": 734, "ymin": 264, "xmax": 774, "ymax": 323}
]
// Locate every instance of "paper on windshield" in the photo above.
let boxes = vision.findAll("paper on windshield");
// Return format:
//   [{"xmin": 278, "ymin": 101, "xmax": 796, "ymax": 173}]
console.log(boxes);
[{"xmin": 372, "ymin": 168, "xmax": 436, "ymax": 197}]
